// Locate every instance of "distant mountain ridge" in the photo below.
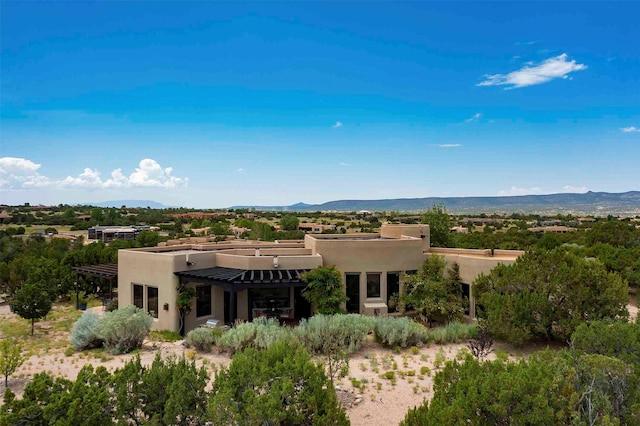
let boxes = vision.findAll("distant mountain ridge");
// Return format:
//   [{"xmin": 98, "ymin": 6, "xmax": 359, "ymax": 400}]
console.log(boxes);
[
  {"xmin": 86, "ymin": 200, "xmax": 171, "ymax": 209},
  {"xmin": 230, "ymin": 191, "xmax": 640, "ymax": 216}
]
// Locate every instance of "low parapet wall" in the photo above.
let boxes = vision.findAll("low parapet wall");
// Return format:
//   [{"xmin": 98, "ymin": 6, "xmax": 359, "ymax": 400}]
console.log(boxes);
[{"xmin": 429, "ymin": 247, "xmax": 492, "ymax": 257}]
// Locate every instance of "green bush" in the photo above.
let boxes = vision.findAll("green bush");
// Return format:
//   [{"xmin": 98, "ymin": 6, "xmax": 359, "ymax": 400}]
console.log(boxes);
[
  {"xmin": 295, "ymin": 314, "xmax": 376, "ymax": 355},
  {"xmin": 97, "ymin": 305, "xmax": 153, "ymax": 354},
  {"xmin": 70, "ymin": 311, "xmax": 103, "ymax": 351},
  {"xmin": 430, "ymin": 322, "xmax": 477, "ymax": 344},
  {"xmin": 374, "ymin": 316, "xmax": 430, "ymax": 348},
  {"xmin": 150, "ymin": 329, "xmax": 183, "ymax": 343},
  {"xmin": 185, "ymin": 328, "xmax": 220, "ymax": 352},
  {"xmin": 208, "ymin": 340, "xmax": 349, "ymax": 425},
  {"xmin": 216, "ymin": 317, "xmax": 290, "ymax": 354}
]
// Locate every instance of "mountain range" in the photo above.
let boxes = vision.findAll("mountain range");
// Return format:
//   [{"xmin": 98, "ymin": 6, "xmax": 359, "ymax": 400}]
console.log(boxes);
[
  {"xmin": 87, "ymin": 200, "xmax": 171, "ymax": 209},
  {"xmin": 230, "ymin": 191, "xmax": 640, "ymax": 216}
]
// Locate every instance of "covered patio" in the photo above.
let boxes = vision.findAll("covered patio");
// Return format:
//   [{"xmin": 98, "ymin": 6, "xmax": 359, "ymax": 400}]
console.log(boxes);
[
  {"xmin": 72, "ymin": 264, "xmax": 118, "ymax": 310},
  {"xmin": 175, "ymin": 267, "xmax": 311, "ymax": 325}
]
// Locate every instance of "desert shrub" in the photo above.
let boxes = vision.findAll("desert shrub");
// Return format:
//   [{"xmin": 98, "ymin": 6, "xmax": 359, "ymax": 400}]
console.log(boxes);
[
  {"xmin": 150, "ymin": 329, "xmax": 183, "ymax": 343},
  {"xmin": 185, "ymin": 328, "xmax": 220, "ymax": 352},
  {"xmin": 294, "ymin": 314, "xmax": 375, "ymax": 355},
  {"xmin": 216, "ymin": 317, "xmax": 290, "ymax": 354},
  {"xmin": 430, "ymin": 321, "xmax": 477, "ymax": 344},
  {"xmin": 571, "ymin": 320, "xmax": 640, "ymax": 367},
  {"xmin": 374, "ymin": 316, "xmax": 430, "ymax": 348},
  {"xmin": 208, "ymin": 340, "xmax": 348, "ymax": 425},
  {"xmin": 97, "ymin": 305, "xmax": 153, "ymax": 354},
  {"xmin": 70, "ymin": 310, "xmax": 103, "ymax": 351}
]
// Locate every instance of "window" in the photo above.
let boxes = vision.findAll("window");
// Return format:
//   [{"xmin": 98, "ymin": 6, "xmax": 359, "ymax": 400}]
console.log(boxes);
[
  {"xmin": 133, "ymin": 284, "xmax": 144, "ymax": 309},
  {"xmin": 196, "ymin": 285, "xmax": 212, "ymax": 317},
  {"xmin": 147, "ymin": 286, "xmax": 159, "ymax": 318},
  {"xmin": 366, "ymin": 273, "xmax": 381, "ymax": 298}
]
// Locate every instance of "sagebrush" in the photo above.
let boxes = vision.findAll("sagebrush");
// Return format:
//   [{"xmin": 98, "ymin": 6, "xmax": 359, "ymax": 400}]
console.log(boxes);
[
  {"xmin": 70, "ymin": 310, "xmax": 103, "ymax": 351},
  {"xmin": 374, "ymin": 316, "xmax": 429, "ymax": 348},
  {"xmin": 185, "ymin": 328, "xmax": 222, "ymax": 352},
  {"xmin": 97, "ymin": 305, "xmax": 153, "ymax": 354}
]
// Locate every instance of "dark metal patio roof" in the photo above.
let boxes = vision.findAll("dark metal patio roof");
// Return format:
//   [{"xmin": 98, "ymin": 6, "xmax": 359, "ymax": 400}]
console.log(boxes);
[
  {"xmin": 175, "ymin": 267, "xmax": 308, "ymax": 290},
  {"xmin": 73, "ymin": 264, "xmax": 119, "ymax": 280}
]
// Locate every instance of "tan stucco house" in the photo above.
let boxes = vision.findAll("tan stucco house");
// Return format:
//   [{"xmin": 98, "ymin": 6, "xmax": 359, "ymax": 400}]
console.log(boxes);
[{"xmin": 117, "ymin": 224, "xmax": 522, "ymax": 333}]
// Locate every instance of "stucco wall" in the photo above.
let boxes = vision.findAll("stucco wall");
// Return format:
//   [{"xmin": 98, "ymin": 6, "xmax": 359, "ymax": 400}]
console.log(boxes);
[
  {"xmin": 306, "ymin": 234, "xmax": 426, "ymax": 312},
  {"xmin": 426, "ymin": 249, "xmax": 521, "ymax": 317}
]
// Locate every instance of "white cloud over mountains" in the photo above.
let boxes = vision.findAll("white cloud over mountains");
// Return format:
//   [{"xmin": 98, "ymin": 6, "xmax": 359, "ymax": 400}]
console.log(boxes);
[
  {"xmin": 478, "ymin": 53, "xmax": 587, "ymax": 89},
  {"xmin": 0, "ymin": 157, "xmax": 188, "ymax": 190}
]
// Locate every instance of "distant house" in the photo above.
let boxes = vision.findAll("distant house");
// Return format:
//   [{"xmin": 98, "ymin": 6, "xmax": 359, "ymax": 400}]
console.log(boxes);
[
  {"xmin": 230, "ymin": 226, "xmax": 251, "ymax": 237},
  {"xmin": 298, "ymin": 222, "xmax": 336, "ymax": 233},
  {"xmin": 450, "ymin": 226, "xmax": 469, "ymax": 234},
  {"xmin": 540, "ymin": 220, "xmax": 563, "ymax": 227},
  {"xmin": 578, "ymin": 217, "xmax": 596, "ymax": 223},
  {"xmin": 0, "ymin": 212, "xmax": 12, "ymax": 224},
  {"xmin": 461, "ymin": 217, "xmax": 505, "ymax": 226},
  {"xmin": 528, "ymin": 225, "xmax": 577, "ymax": 234},
  {"xmin": 167, "ymin": 212, "xmax": 230, "ymax": 220},
  {"xmin": 88, "ymin": 225, "xmax": 151, "ymax": 243}
]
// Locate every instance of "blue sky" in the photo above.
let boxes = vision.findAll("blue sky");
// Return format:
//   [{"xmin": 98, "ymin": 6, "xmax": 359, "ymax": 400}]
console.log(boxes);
[{"xmin": 1, "ymin": 2, "xmax": 639, "ymax": 208}]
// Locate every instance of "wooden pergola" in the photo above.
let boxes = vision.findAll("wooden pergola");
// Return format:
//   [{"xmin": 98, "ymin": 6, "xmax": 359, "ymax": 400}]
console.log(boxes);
[
  {"xmin": 72, "ymin": 264, "xmax": 118, "ymax": 310},
  {"xmin": 175, "ymin": 267, "xmax": 308, "ymax": 324}
]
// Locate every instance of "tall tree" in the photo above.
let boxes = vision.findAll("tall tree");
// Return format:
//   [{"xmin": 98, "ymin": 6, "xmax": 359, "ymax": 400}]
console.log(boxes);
[
  {"xmin": 10, "ymin": 283, "xmax": 53, "ymax": 335},
  {"xmin": 280, "ymin": 214, "xmax": 300, "ymax": 231},
  {"xmin": 421, "ymin": 204, "xmax": 452, "ymax": 247},
  {"xmin": 401, "ymin": 255, "xmax": 464, "ymax": 325},
  {"xmin": 0, "ymin": 340, "xmax": 25, "ymax": 387},
  {"xmin": 474, "ymin": 247, "xmax": 629, "ymax": 345}
]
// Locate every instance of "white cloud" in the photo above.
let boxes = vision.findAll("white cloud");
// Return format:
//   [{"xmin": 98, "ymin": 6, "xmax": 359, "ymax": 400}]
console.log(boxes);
[
  {"xmin": 561, "ymin": 185, "xmax": 588, "ymax": 193},
  {"xmin": 338, "ymin": 162, "xmax": 350, "ymax": 166},
  {"xmin": 0, "ymin": 157, "xmax": 188, "ymax": 190},
  {"xmin": 332, "ymin": 121, "xmax": 343, "ymax": 128},
  {"xmin": 478, "ymin": 53, "xmax": 587, "ymax": 89},
  {"xmin": 128, "ymin": 159, "xmax": 187, "ymax": 188},
  {"xmin": 464, "ymin": 112, "xmax": 482, "ymax": 123},
  {"xmin": 498, "ymin": 186, "xmax": 543, "ymax": 196},
  {"xmin": 58, "ymin": 168, "xmax": 104, "ymax": 189},
  {"xmin": 236, "ymin": 168, "xmax": 244, "ymax": 173},
  {"xmin": 436, "ymin": 144, "xmax": 462, "ymax": 148},
  {"xmin": 621, "ymin": 126, "xmax": 640, "ymax": 133},
  {"xmin": 0, "ymin": 157, "xmax": 50, "ymax": 189},
  {"xmin": 103, "ymin": 169, "xmax": 129, "ymax": 188}
]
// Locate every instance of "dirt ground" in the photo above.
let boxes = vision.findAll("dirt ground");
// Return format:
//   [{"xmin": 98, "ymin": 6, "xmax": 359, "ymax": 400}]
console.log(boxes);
[
  {"xmin": 0, "ymin": 304, "xmax": 474, "ymax": 424},
  {"xmin": 3, "ymin": 337, "xmax": 472, "ymax": 425},
  {"xmin": 2, "ymin": 298, "xmax": 638, "ymax": 425}
]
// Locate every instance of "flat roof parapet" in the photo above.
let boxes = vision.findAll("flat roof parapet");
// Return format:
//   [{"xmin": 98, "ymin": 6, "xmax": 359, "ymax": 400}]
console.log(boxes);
[{"xmin": 429, "ymin": 247, "xmax": 523, "ymax": 260}]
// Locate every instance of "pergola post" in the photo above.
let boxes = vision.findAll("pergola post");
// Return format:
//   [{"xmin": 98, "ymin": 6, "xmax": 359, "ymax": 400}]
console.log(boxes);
[{"xmin": 229, "ymin": 291, "xmax": 237, "ymax": 325}]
